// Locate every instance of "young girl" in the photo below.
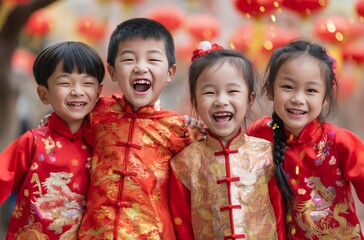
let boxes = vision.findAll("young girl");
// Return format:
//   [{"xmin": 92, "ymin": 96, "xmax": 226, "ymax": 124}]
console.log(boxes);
[
  {"xmin": 169, "ymin": 41, "xmax": 285, "ymax": 239},
  {"xmin": 246, "ymin": 39, "xmax": 364, "ymax": 239}
]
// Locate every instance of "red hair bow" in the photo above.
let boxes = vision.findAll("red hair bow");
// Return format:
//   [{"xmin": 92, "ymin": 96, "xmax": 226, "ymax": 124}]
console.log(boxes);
[{"xmin": 191, "ymin": 41, "xmax": 224, "ymax": 61}]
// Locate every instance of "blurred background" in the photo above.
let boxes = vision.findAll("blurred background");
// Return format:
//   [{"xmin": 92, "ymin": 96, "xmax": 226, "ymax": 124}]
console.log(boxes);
[{"xmin": 0, "ymin": 0, "xmax": 363, "ymax": 238}]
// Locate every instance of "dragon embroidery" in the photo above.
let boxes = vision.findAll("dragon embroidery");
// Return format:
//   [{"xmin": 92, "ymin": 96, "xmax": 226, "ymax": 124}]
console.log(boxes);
[
  {"xmin": 295, "ymin": 176, "xmax": 360, "ymax": 239},
  {"xmin": 18, "ymin": 172, "xmax": 86, "ymax": 240}
]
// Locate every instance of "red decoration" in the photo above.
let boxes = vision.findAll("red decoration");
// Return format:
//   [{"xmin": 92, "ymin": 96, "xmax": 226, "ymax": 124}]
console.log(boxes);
[
  {"xmin": 342, "ymin": 40, "xmax": 364, "ymax": 64},
  {"xmin": 229, "ymin": 23, "xmax": 253, "ymax": 52},
  {"xmin": 336, "ymin": 71, "xmax": 356, "ymax": 100},
  {"xmin": 234, "ymin": 0, "xmax": 281, "ymax": 16},
  {"xmin": 313, "ymin": 16, "xmax": 364, "ymax": 43},
  {"xmin": 186, "ymin": 14, "xmax": 221, "ymax": 41},
  {"xmin": 77, "ymin": 16, "xmax": 107, "ymax": 42},
  {"xmin": 262, "ymin": 26, "xmax": 299, "ymax": 53},
  {"xmin": 147, "ymin": 5, "xmax": 184, "ymax": 33},
  {"xmin": 356, "ymin": 0, "xmax": 364, "ymax": 18},
  {"xmin": 24, "ymin": 10, "xmax": 51, "ymax": 37},
  {"xmin": 281, "ymin": 0, "xmax": 329, "ymax": 16},
  {"xmin": 6, "ymin": 0, "xmax": 31, "ymax": 4},
  {"xmin": 11, "ymin": 48, "xmax": 36, "ymax": 75},
  {"xmin": 117, "ymin": 0, "xmax": 144, "ymax": 5}
]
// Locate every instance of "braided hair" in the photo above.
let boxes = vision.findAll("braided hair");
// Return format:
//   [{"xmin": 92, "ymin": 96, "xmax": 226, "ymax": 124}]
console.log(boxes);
[{"xmin": 263, "ymin": 39, "xmax": 338, "ymax": 206}]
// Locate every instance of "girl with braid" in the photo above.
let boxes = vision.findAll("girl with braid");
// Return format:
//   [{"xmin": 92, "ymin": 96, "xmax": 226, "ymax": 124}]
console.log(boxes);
[{"xmin": 246, "ymin": 39, "xmax": 364, "ymax": 239}]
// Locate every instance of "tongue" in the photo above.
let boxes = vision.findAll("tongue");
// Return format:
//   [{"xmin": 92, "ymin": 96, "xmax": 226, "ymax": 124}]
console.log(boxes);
[
  {"xmin": 134, "ymin": 84, "xmax": 149, "ymax": 92},
  {"xmin": 215, "ymin": 116, "xmax": 231, "ymax": 122}
]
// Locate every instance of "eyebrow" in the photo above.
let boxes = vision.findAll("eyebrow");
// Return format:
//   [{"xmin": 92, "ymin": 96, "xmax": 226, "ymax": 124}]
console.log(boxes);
[
  {"xmin": 281, "ymin": 76, "xmax": 323, "ymax": 87},
  {"xmin": 200, "ymin": 82, "xmax": 243, "ymax": 91},
  {"xmin": 119, "ymin": 49, "xmax": 163, "ymax": 55}
]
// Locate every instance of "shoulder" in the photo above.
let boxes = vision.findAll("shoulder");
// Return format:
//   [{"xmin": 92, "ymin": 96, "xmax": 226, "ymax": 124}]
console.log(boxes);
[
  {"xmin": 322, "ymin": 122, "xmax": 364, "ymax": 146},
  {"xmin": 244, "ymin": 134, "xmax": 273, "ymax": 153},
  {"xmin": 246, "ymin": 116, "xmax": 273, "ymax": 141},
  {"xmin": 171, "ymin": 141, "xmax": 205, "ymax": 166}
]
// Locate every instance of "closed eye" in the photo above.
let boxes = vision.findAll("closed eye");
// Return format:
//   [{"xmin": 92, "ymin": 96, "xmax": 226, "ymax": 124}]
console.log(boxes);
[
  {"xmin": 307, "ymin": 88, "xmax": 318, "ymax": 93},
  {"xmin": 281, "ymin": 85, "xmax": 293, "ymax": 90}
]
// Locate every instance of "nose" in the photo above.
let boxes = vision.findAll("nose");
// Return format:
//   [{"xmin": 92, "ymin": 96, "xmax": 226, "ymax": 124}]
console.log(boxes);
[
  {"xmin": 214, "ymin": 94, "xmax": 229, "ymax": 107},
  {"xmin": 133, "ymin": 65, "xmax": 149, "ymax": 73},
  {"xmin": 290, "ymin": 92, "xmax": 304, "ymax": 104},
  {"xmin": 70, "ymin": 85, "xmax": 84, "ymax": 96}
]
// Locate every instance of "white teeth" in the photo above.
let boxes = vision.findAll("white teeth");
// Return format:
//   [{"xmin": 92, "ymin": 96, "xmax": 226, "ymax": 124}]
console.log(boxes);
[
  {"xmin": 213, "ymin": 112, "xmax": 232, "ymax": 117},
  {"xmin": 288, "ymin": 109, "xmax": 305, "ymax": 114},
  {"xmin": 68, "ymin": 102, "xmax": 86, "ymax": 107},
  {"xmin": 133, "ymin": 80, "xmax": 151, "ymax": 85}
]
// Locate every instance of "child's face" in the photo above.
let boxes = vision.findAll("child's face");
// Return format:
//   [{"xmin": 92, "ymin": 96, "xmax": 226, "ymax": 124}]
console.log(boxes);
[
  {"xmin": 272, "ymin": 55, "xmax": 327, "ymax": 136},
  {"xmin": 37, "ymin": 62, "xmax": 101, "ymax": 133},
  {"xmin": 194, "ymin": 62, "xmax": 254, "ymax": 145},
  {"xmin": 107, "ymin": 38, "xmax": 176, "ymax": 111}
]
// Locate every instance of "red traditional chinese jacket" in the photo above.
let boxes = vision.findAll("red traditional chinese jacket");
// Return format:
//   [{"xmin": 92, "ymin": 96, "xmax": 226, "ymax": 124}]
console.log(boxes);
[
  {"xmin": 0, "ymin": 112, "xmax": 91, "ymax": 240},
  {"xmin": 169, "ymin": 128, "xmax": 286, "ymax": 240},
  {"xmin": 78, "ymin": 95, "xmax": 190, "ymax": 240},
  {"xmin": 246, "ymin": 116, "xmax": 364, "ymax": 240}
]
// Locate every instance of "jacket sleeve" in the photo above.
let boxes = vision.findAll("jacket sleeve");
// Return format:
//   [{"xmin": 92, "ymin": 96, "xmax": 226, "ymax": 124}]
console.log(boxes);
[
  {"xmin": 336, "ymin": 128, "xmax": 364, "ymax": 203},
  {"xmin": 0, "ymin": 131, "xmax": 34, "ymax": 205},
  {"xmin": 268, "ymin": 176, "xmax": 287, "ymax": 240},
  {"xmin": 169, "ymin": 165, "xmax": 194, "ymax": 239}
]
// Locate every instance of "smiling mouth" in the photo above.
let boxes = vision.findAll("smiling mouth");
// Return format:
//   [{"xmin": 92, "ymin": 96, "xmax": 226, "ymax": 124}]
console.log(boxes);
[
  {"xmin": 287, "ymin": 109, "xmax": 307, "ymax": 115},
  {"xmin": 213, "ymin": 112, "xmax": 233, "ymax": 123},
  {"xmin": 133, "ymin": 80, "xmax": 151, "ymax": 92},
  {"xmin": 67, "ymin": 102, "xmax": 86, "ymax": 107}
]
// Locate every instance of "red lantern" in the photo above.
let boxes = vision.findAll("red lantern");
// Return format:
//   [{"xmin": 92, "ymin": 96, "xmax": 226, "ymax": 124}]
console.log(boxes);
[
  {"xmin": 117, "ymin": 0, "xmax": 145, "ymax": 5},
  {"xmin": 6, "ymin": 0, "xmax": 31, "ymax": 4},
  {"xmin": 262, "ymin": 26, "xmax": 299, "ymax": 53},
  {"xmin": 342, "ymin": 40, "xmax": 364, "ymax": 64},
  {"xmin": 281, "ymin": 0, "xmax": 329, "ymax": 16},
  {"xmin": 77, "ymin": 16, "xmax": 107, "ymax": 42},
  {"xmin": 336, "ymin": 71, "xmax": 356, "ymax": 100},
  {"xmin": 234, "ymin": 0, "xmax": 282, "ymax": 16},
  {"xmin": 147, "ymin": 5, "xmax": 184, "ymax": 33},
  {"xmin": 186, "ymin": 14, "xmax": 221, "ymax": 41},
  {"xmin": 11, "ymin": 48, "xmax": 36, "ymax": 75},
  {"xmin": 356, "ymin": 0, "xmax": 364, "ymax": 18},
  {"xmin": 24, "ymin": 10, "xmax": 51, "ymax": 37},
  {"xmin": 229, "ymin": 23, "xmax": 254, "ymax": 52},
  {"xmin": 313, "ymin": 16, "xmax": 364, "ymax": 44}
]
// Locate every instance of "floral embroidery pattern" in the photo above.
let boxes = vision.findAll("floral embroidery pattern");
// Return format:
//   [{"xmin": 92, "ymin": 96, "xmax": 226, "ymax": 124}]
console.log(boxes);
[{"xmin": 313, "ymin": 134, "xmax": 333, "ymax": 166}]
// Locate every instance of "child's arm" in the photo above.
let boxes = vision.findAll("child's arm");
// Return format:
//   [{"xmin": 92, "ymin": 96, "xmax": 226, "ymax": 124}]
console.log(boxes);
[
  {"xmin": 268, "ymin": 176, "xmax": 287, "ymax": 240},
  {"xmin": 0, "ymin": 131, "xmax": 34, "ymax": 205},
  {"xmin": 336, "ymin": 129, "xmax": 364, "ymax": 204},
  {"xmin": 169, "ymin": 165, "xmax": 194, "ymax": 239}
]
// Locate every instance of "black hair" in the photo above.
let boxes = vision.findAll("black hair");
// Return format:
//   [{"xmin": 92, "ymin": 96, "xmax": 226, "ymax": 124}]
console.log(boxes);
[
  {"xmin": 33, "ymin": 41, "xmax": 105, "ymax": 87},
  {"xmin": 263, "ymin": 39, "xmax": 338, "ymax": 206},
  {"xmin": 107, "ymin": 18, "xmax": 175, "ymax": 68},
  {"xmin": 188, "ymin": 49, "xmax": 256, "ymax": 126}
]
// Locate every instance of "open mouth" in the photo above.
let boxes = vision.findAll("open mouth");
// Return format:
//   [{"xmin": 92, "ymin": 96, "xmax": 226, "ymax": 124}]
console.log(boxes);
[
  {"xmin": 287, "ymin": 109, "xmax": 306, "ymax": 115},
  {"xmin": 133, "ymin": 80, "xmax": 151, "ymax": 92},
  {"xmin": 67, "ymin": 102, "xmax": 86, "ymax": 107},
  {"xmin": 213, "ymin": 112, "xmax": 233, "ymax": 123}
]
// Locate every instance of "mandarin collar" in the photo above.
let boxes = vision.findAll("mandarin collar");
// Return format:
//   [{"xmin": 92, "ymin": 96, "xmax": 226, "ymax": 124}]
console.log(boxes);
[
  {"xmin": 48, "ymin": 112, "xmax": 84, "ymax": 141},
  {"xmin": 285, "ymin": 118, "xmax": 322, "ymax": 145},
  {"xmin": 206, "ymin": 128, "xmax": 245, "ymax": 151},
  {"xmin": 112, "ymin": 95, "xmax": 162, "ymax": 116}
]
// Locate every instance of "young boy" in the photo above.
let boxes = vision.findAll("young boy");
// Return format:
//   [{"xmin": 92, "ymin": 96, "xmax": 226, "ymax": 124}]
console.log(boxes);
[
  {"xmin": 78, "ymin": 18, "xmax": 191, "ymax": 239},
  {"xmin": 0, "ymin": 41, "xmax": 104, "ymax": 239}
]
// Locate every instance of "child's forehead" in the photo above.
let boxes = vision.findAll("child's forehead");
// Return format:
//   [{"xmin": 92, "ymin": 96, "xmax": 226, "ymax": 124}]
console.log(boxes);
[{"xmin": 118, "ymin": 37, "xmax": 165, "ymax": 48}]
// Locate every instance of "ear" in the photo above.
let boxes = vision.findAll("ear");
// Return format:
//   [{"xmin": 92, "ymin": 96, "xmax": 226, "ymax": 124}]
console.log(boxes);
[
  {"xmin": 107, "ymin": 64, "xmax": 116, "ymax": 82},
  {"xmin": 37, "ymin": 85, "xmax": 50, "ymax": 105},
  {"xmin": 248, "ymin": 91, "xmax": 256, "ymax": 107},
  {"xmin": 166, "ymin": 64, "xmax": 177, "ymax": 83},
  {"xmin": 97, "ymin": 84, "xmax": 103, "ymax": 98},
  {"xmin": 322, "ymin": 98, "xmax": 328, "ymax": 108}
]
